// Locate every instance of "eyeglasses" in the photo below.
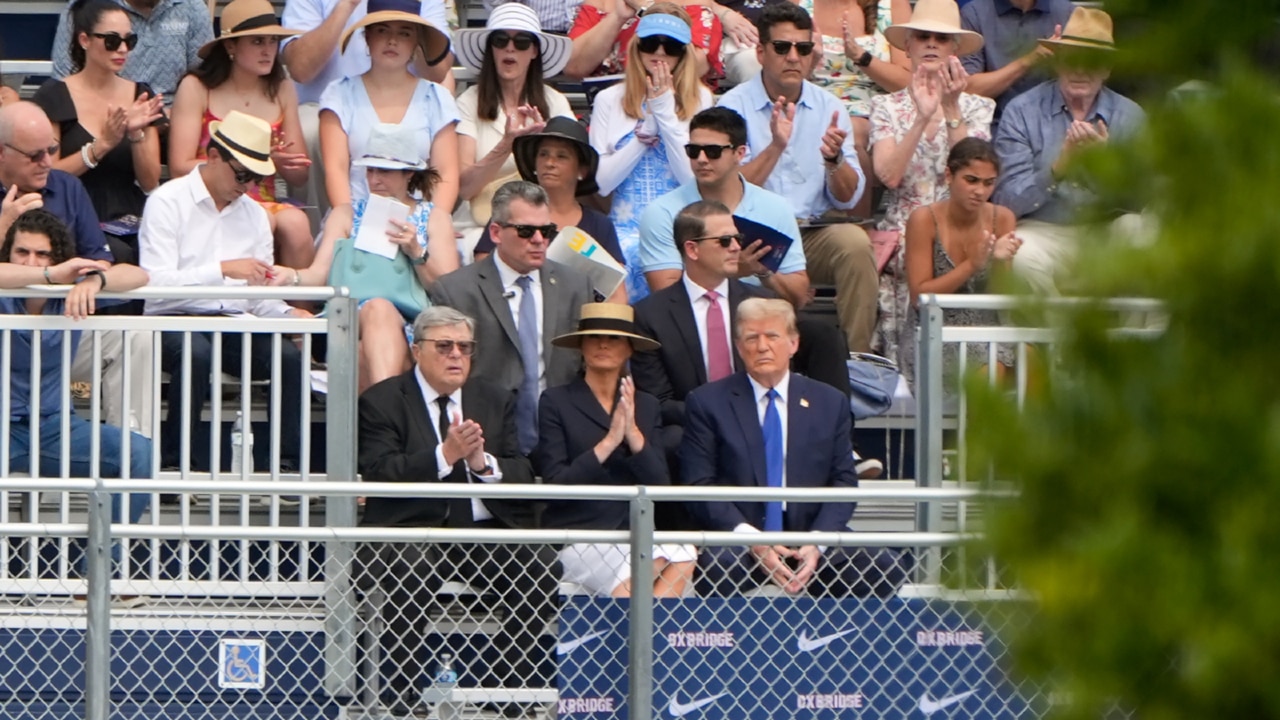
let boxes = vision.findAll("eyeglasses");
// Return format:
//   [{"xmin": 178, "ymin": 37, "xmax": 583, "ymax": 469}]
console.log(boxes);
[
  {"xmin": 228, "ymin": 162, "xmax": 264, "ymax": 186},
  {"xmin": 637, "ymin": 35, "xmax": 687, "ymax": 57},
  {"xmin": 419, "ymin": 339, "xmax": 477, "ymax": 356},
  {"xmin": 93, "ymin": 32, "xmax": 139, "ymax": 52},
  {"xmin": 768, "ymin": 40, "xmax": 815, "ymax": 57},
  {"xmin": 910, "ymin": 31, "xmax": 953, "ymax": 44},
  {"xmin": 3, "ymin": 143, "xmax": 60, "ymax": 163},
  {"xmin": 684, "ymin": 143, "xmax": 735, "ymax": 160},
  {"xmin": 489, "ymin": 31, "xmax": 537, "ymax": 51},
  {"xmin": 691, "ymin": 233, "xmax": 743, "ymax": 248},
  {"xmin": 499, "ymin": 222, "xmax": 558, "ymax": 240}
]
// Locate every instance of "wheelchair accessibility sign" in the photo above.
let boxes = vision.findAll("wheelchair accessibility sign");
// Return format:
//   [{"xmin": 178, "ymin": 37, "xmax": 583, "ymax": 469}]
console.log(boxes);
[{"xmin": 218, "ymin": 638, "xmax": 267, "ymax": 689}]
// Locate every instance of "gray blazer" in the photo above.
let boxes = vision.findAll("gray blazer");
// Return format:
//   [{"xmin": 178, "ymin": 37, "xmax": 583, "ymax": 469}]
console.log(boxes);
[{"xmin": 429, "ymin": 255, "xmax": 593, "ymax": 393}]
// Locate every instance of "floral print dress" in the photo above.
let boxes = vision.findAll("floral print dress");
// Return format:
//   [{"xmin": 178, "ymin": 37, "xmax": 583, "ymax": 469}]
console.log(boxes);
[{"xmin": 800, "ymin": 0, "xmax": 893, "ymax": 117}]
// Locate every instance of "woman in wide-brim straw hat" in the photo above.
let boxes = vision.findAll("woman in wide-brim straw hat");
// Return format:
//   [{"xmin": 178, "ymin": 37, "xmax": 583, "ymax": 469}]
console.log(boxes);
[
  {"xmin": 450, "ymin": 2, "xmax": 576, "ymax": 255},
  {"xmin": 170, "ymin": 0, "xmax": 315, "ymax": 271},
  {"xmin": 867, "ymin": 0, "xmax": 995, "ymax": 381},
  {"xmin": 534, "ymin": 303, "xmax": 697, "ymax": 599},
  {"xmin": 319, "ymin": 0, "xmax": 461, "ymax": 281}
]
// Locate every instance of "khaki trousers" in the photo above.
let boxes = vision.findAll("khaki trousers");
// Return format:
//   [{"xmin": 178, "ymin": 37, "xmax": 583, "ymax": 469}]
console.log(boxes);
[
  {"xmin": 801, "ymin": 223, "xmax": 878, "ymax": 353},
  {"xmin": 70, "ymin": 330, "xmax": 155, "ymax": 438}
]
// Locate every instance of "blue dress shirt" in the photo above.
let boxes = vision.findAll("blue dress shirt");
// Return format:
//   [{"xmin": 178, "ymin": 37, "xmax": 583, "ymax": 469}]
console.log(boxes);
[
  {"xmin": 1, "ymin": 170, "xmax": 113, "ymax": 262},
  {"xmin": 960, "ymin": 0, "xmax": 1076, "ymax": 121}
]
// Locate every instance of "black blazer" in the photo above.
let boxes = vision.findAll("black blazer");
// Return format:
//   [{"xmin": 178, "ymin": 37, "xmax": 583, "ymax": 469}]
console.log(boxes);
[
  {"xmin": 680, "ymin": 372, "xmax": 856, "ymax": 534},
  {"xmin": 357, "ymin": 371, "xmax": 536, "ymax": 529},
  {"xmin": 533, "ymin": 377, "xmax": 668, "ymax": 530},
  {"xmin": 631, "ymin": 278, "xmax": 772, "ymax": 427}
]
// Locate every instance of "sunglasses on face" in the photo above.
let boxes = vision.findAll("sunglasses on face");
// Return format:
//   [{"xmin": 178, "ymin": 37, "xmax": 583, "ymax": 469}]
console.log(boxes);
[
  {"xmin": 769, "ymin": 40, "xmax": 815, "ymax": 57},
  {"xmin": 93, "ymin": 32, "xmax": 139, "ymax": 52},
  {"xmin": 499, "ymin": 222, "xmax": 558, "ymax": 240},
  {"xmin": 229, "ymin": 163, "xmax": 264, "ymax": 186},
  {"xmin": 3, "ymin": 142, "xmax": 60, "ymax": 163},
  {"xmin": 489, "ymin": 31, "xmax": 537, "ymax": 51},
  {"xmin": 419, "ymin": 339, "xmax": 477, "ymax": 356},
  {"xmin": 911, "ymin": 31, "xmax": 953, "ymax": 44},
  {"xmin": 692, "ymin": 233, "xmax": 743, "ymax": 248},
  {"xmin": 637, "ymin": 35, "xmax": 687, "ymax": 57},
  {"xmin": 684, "ymin": 143, "xmax": 735, "ymax": 160}
]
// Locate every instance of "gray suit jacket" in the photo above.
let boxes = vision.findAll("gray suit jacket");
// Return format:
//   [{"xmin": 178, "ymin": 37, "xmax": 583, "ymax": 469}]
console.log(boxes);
[{"xmin": 430, "ymin": 255, "xmax": 593, "ymax": 394}]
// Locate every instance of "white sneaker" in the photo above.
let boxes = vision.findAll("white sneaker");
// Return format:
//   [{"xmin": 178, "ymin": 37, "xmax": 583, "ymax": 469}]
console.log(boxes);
[{"xmin": 855, "ymin": 457, "xmax": 884, "ymax": 480}]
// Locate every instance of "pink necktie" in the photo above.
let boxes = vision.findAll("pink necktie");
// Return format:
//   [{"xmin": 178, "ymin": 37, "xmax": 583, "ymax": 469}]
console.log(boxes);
[{"xmin": 704, "ymin": 291, "xmax": 732, "ymax": 382}]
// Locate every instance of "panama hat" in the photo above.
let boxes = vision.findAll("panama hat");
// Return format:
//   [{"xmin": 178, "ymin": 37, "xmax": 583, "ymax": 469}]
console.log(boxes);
[
  {"xmin": 352, "ymin": 123, "xmax": 427, "ymax": 171},
  {"xmin": 339, "ymin": 0, "xmax": 451, "ymax": 66},
  {"xmin": 552, "ymin": 303, "xmax": 661, "ymax": 352},
  {"xmin": 513, "ymin": 116, "xmax": 600, "ymax": 197},
  {"xmin": 1040, "ymin": 7, "xmax": 1116, "ymax": 52},
  {"xmin": 884, "ymin": 0, "xmax": 983, "ymax": 57},
  {"xmin": 207, "ymin": 110, "xmax": 276, "ymax": 176},
  {"xmin": 199, "ymin": 0, "xmax": 300, "ymax": 59},
  {"xmin": 454, "ymin": 2, "xmax": 573, "ymax": 78}
]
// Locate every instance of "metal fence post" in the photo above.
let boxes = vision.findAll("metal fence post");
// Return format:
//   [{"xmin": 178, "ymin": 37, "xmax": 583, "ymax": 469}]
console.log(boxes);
[
  {"xmin": 324, "ymin": 294, "xmax": 359, "ymax": 697},
  {"xmin": 915, "ymin": 296, "xmax": 945, "ymax": 585},
  {"xmin": 629, "ymin": 491, "xmax": 655, "ymax": 720},
  {"xmin": 84, "ymin": 482, "xmax": 112, "ymax": 720}
]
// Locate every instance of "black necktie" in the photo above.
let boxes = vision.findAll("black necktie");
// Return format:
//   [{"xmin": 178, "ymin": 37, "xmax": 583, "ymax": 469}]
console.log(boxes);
[{"xmin": 436, "ymin": 395, "xmax": 474, "ymax": 528}]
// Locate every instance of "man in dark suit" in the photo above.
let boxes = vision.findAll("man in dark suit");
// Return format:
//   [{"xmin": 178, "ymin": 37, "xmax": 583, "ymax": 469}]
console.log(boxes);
[
  {"xmin": 681, "ymin": 298, "xmax": 907, "ymax": 598},
  {"xmin": 358, "ymin": 306, "xmax": 559, "ymax": 717},
  {"xmin": 631, "ymin": 200, "xmax": 878, "ymax": 483},
  {"xmin": 430, "ymin": 180, "xmax": 595, "ymax": 455}
]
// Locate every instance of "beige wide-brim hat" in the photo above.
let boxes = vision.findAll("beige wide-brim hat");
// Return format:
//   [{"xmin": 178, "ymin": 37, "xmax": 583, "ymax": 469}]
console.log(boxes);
[
  {"xmin": 339, "ymin": 0, "xmax": 451, "ymax": 66},
  {"xmin": 552, "ymin": 303, "xmax": 661, "ymax": 352},
  {"xmin": 207, "ymin": 110, "xmax": 276, "ymax": 176},
  {"xmin": 454, "ymin": 2, "xmax": 572, "ymax": 78},
  {"xmin": 884, "ymin": 0, "xmax": 984, "ymax": 57},
  {"xmin": 1040, "ymin": 7, "xmax": 1116, "ymax": 52},
  {"xmin": 199, "ymin": 0, "xmax": 300, "ymax": 59}
]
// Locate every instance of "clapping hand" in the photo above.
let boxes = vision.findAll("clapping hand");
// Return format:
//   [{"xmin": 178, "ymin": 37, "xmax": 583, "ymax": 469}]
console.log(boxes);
[
  {"xmin": 840, "ymin": 8, "xmax": 866, "ymax": 62},
  {"xmin": 125, "ymin": 91, "xmax": 164, "ymax": 135},
  {"xmin": 769, "ymin": 96, "xmax": 797, "ymax": 149},
  {"xmin": 1027, "ymin": 24, "xmax": 1063, "ymax": 65},
  {"xmin": 939, "ymin": 56, "xmax": 968, "ymax": 110},
  {"xmin": 102, "ymin": 105, "xmax": 130, "ymax": 147},
  {"xmin": 619, "ymin": 376, "xmax": 645, "ymax": 452},
  {"xmin": 441, "ymin": 411, "xmax": 486, "ymax": 467},
  {"xmin": 908, "ymin": 65, "xmax": 941, "ymax": 120},
  {"xmin": 992, "ymin": 231, "xmax": 1023, "ymax": 262},
  {"xmin": 819, "ymin": 111, "xmax": 847, "ymax": 162}
]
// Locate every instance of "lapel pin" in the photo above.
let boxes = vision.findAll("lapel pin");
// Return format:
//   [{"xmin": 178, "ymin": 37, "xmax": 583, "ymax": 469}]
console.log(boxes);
[
  {"xmin": 549, "ymin": 277, "xmax": 557, "ymax": 285},
  {"xmin": 799, "ymin": 398, "xmax": 809, "ymax": 408}
]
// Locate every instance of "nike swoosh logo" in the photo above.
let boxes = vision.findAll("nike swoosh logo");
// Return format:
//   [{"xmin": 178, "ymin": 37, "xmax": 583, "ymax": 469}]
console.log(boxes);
[
  {"xmin": 556, "ymin": 631, "xmax": 606, "ymax": 656},
  {"xmin": 918, "ymin": 690, "xmax": 977, "ymax": 714},
  {"xmin": 668, "ymin": 693, "xmax": 728, "ymax": 717},
  {"xmin": 796, "ymin": 628, "xmax": 858, "ymax": 652}
]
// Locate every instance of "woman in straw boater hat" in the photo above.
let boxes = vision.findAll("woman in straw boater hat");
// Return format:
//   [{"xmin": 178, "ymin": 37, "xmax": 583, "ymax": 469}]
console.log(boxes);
[
  {"xmin": 451, "ymin": 2, "xmax": 575, "ymax": 254},
  {"xmin": 319, "ymin": 0, "xmax": 460, "ymax": 275},
  {"xmin": 32, "ymin": 0, "xmax": 164, "ymax": 242},
  {"xmin": 534, "ymin": 303, "xmax": 697, "ymax": 598},
  {"xmin": 867, "ymin": 0, "xmax": 993, "ymax": 369},
  {"xmin": 169, "ymin": 0, "xmax": 315, "ymax": 271}
]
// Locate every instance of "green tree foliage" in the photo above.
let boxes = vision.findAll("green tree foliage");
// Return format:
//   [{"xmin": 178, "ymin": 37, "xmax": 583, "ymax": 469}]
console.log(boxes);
[{"xmin": 967, "ymin": 2, "xmax": 1280, "ymax": 718}]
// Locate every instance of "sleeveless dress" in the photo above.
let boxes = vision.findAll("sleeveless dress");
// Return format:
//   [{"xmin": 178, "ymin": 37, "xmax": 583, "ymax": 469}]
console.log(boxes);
[
  {"xmin": 903, "ymin": 204, "xmax": 1014, "ymax": 391},
  {"xmin": 609, "ymin": 119, "xmax": 682, "ymax": 303},
  {"xmin": 799, "ymin": 0, "xmax": 894, "ymax": 117},
  {"xmin": 197, "ymin": 104, "xmax": 290, "ymax": 214}
]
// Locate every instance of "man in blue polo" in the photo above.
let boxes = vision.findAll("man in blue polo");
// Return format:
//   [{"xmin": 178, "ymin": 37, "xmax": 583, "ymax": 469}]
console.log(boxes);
[{"xmin": 960, "ymin": 0, "xmax": 1076, "ymax": 128}]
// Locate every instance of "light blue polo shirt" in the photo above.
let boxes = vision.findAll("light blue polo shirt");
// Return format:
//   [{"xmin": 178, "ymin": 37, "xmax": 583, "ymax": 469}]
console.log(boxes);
[
  {"xmin": 637, "ymin": 176, "xmax": 807, "ymax": 281},
  {"xmin": 716, "ymin": 74, "xmax": 865, "ymax": 220}
]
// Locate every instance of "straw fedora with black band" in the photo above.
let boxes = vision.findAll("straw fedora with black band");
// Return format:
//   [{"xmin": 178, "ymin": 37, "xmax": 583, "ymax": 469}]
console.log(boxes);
[
  {"xmin": 1040, "ymin": 7, "xmax": 1115, "ymax": 52},
  {"xmin": 454, "ymin": 2, "xmax": 573, "ymax": 78},
  {"xmin": 207, "ymin": 110, "xmax": 276, "ymax": 176},
  {"xmin": 884, "ymin": 0, "xmax": 983, "ymax": 57},
  {"xmin": 552, "ymin": 303, "xmax": 661, "ymax": 352},
  {"xmin": 513, "ymin": 116, "xmax": 600, "ymax": 197},
  {"xmin": 199, "ymin": 0, "xmax": 300, "ymax": 59},
  {"xmin": 339, "ymin": 0, "xmax": 451, "ymax": 67}
]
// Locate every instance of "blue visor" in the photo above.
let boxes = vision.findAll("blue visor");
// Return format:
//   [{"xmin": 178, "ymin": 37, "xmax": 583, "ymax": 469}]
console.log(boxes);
[{"xmin": 635, "ymin": 13, "xmax": 692, "ymax": 45}]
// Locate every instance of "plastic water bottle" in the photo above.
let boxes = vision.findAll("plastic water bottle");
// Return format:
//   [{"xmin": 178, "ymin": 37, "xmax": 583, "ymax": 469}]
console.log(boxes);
[
  {"xmin": 230, "ymin": 411, "xmax": 253, "ymax": 477},
  {"xmin": 421, "ymin": 651, "xmax": 458, "ymax": 707}
]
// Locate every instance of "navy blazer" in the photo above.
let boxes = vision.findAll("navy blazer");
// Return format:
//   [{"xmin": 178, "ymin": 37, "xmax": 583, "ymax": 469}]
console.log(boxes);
[
  {"xmin": 680, "ymin": 371, "xmax": 856, "ymax": 533},
  {"xmin": 533, "ymin": 377, "xmax": 669, "ymax": 530}
]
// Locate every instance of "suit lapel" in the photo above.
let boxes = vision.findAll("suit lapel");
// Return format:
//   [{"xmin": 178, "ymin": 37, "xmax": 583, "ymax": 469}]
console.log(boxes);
[
  {"xmin": 568, "ymin": 378, "xmax": 612, "ymax": 431},
  {"xmin": 729, "ymin": 374, "xmax": 768, "ymax": 487},
  {"xmin": 477, "ymin": 256, "xmax": 521, "ymax": 351},
  {"xmin": 399, "ymin": 373, "xmax": 437, "ymax": 448},
  {"xmin": 727, "ymin": 282, "xmax": 748, "ymax": 372},
  {"xmin": 785, "ymin": 375, "xmax": 807, "ymax": 488},
  {"xmin": 540, "ymin": 264, "xmax": 563, "ymax": 365},
  {"xmin": 669, "ymin": 288, "xmax": 707, "ymax": 386}
]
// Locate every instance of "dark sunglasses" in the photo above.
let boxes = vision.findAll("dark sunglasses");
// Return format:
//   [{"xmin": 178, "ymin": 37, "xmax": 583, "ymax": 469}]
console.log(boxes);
[
  {"xmin": 499, "ymin": 222, "xmax": 558, "ymax": 240},
  {"xmin": 419, "ymin": 339, "xmax": 477, "ymax": 356},
  {"xmin": 910, "ymin": 31, "xmax": 953, "ymax": 44},
  {"xmin": 3, "ymin": 142, "xmax": 60, "ymax": 163},
  {"xmin": 684, "ymin": 143, "xmax": 735, "ymax": 160},
  {"xmin": 691, "ymin": 233, "xmax": 743, "ymax": 248},
  {"xmin": 229, "ymin": 163, "xmax": 264, "ymax": 186},
  {"xmin": 489, "ymin": 31, "xmax": 537, "ymax": 51},
  {"xmin": 93, "ymin": 32, "xmax": 139, "ymax": 52},
  {"xmin": 637, "ymin": 35, "xmax": 687, "ymax": 57},
  {"xmin": 769, "ymin": 40, "xmax": 815, "ymax": 57}
]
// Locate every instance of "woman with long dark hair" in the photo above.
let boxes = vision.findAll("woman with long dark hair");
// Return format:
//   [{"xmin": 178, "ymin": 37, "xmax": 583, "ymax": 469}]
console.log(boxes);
[
  {"xmin": 32, "ymin": 0, "xmax": 163, "ymax": 233},
  {"xmin": 168, "ymin": 0, "xmax": 315, "ymax": 270}
]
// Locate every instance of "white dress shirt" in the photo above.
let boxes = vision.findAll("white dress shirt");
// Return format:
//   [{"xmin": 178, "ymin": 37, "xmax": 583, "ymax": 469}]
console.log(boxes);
[
  {"xmin": 682, "ymin": 274, "xmax": 732, "ymax": 379},
  {"xmin": 737, "ymin": 371, "xmax": 791, "ymax": 534},
  {"xmin": 491, "ymin": 253, "xmax": 546, "ymax": 391},
  {"xmin": 414, "ymin": 367, "xmax": 501, "ymax": 522},
  {"xmin": 139, "ymin": 169, "xmax": 292, "ymax": 318}
]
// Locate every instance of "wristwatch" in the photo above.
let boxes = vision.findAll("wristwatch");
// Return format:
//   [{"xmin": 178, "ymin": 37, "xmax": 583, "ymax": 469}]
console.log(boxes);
[
  {"xmin": 945, "ymin": 117, "xmax": 964, "ymax": 130},
  {"xmin": 854, "ymin": 50, "xmax": 873, "ymax": 68},
  {"xmin": 410, "ymin": 247, "xmax": 429, "ymax": 266}
]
